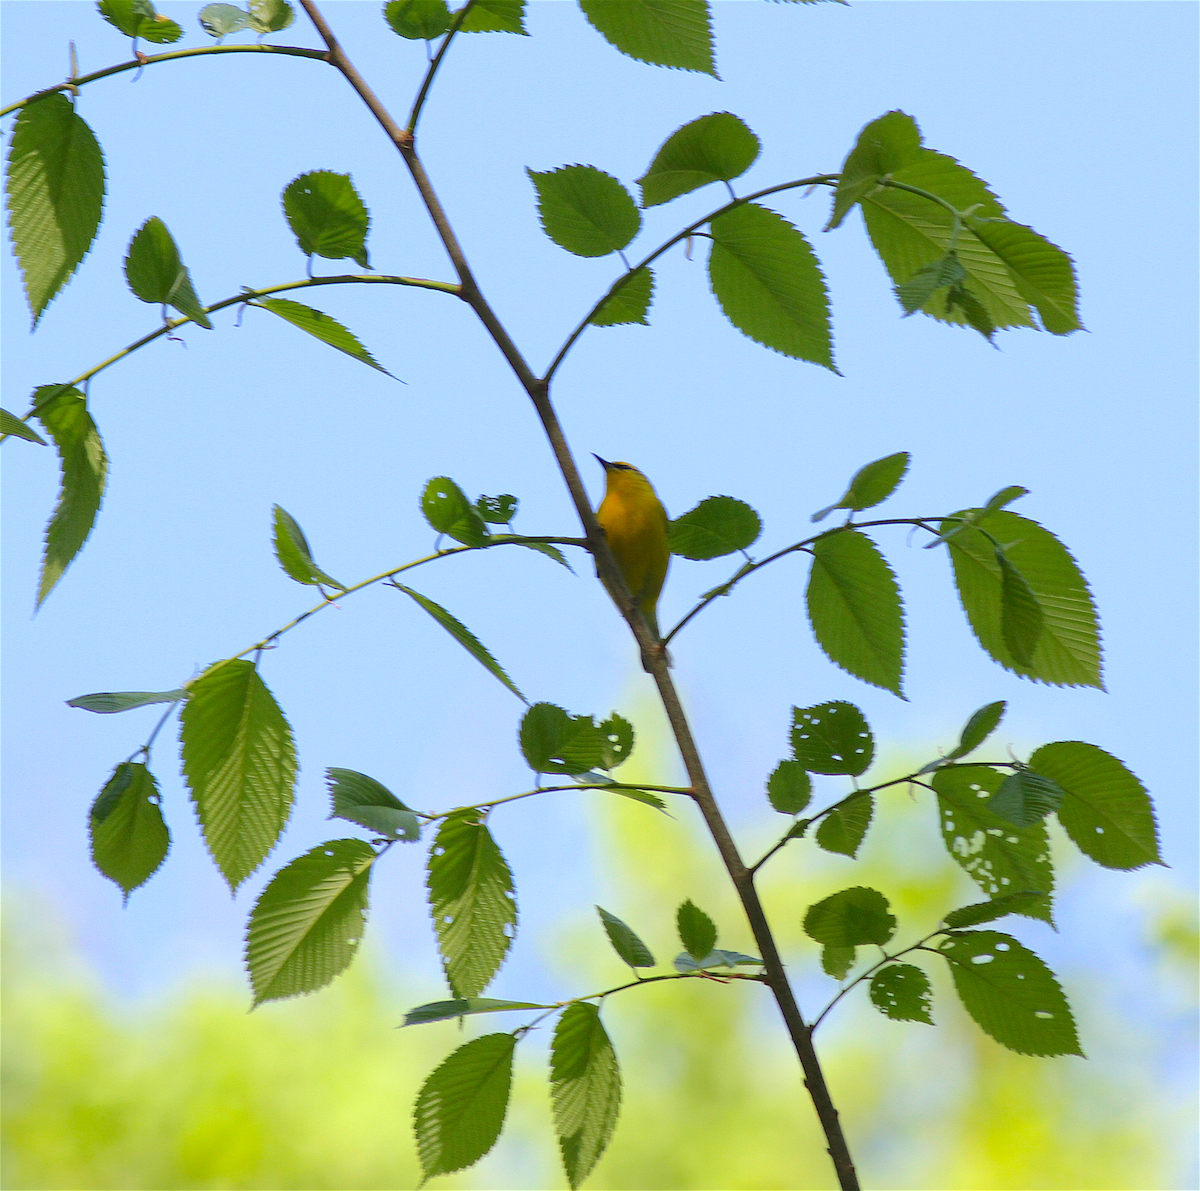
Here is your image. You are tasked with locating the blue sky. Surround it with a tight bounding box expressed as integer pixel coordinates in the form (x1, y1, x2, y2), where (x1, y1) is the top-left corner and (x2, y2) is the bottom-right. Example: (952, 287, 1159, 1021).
(2, 0, 1195, 1085)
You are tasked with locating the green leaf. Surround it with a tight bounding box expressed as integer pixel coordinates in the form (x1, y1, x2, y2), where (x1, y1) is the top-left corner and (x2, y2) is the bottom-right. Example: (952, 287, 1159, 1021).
(246, 0, 293, 33)
(932, 766, 1053, 924)
(673, 949, 762, 972)
(245, 839, 375, 1006)
(98, 0, 183, 41)
(996, 547, 1043, 665)
(326, 767, 420, 842)
(590, 267, 654, 327)
(1029, 741, 1162, 870)
(459, 0, 527, 34)
(122, 217, 214, 328)
(493, 536, 572, 569)
(637, 112, 759, 207)
(895, 251, 967, 316)
(5, 93, 106, 326)
(257, 299, 392, 375)
(475, 494, 517, 524)
(1, 408, 47, 443)
(943, 281, 997, 343)
(938, 931, 1082, 1057)
(403, 998, 547, 1026)
(815, 795, 873, 857)
(385, 0, 452, 37)
(826, 110, 924, 231)
(199, 3, 251, 37)
(942, 890, 1046, 930)
(942, 509, 1102, 688)
(869, 963, 933, 1024)
(597, 713, 634, 770)
(667, 495, 761, 559)
(708, 202, 835, 369)
(32, 385, 108, 608)
(804, 886, 895, 947)
(578, 0, 714, 75)
(946, 700, 1006, 760)
(676, 899, 717, 960)
(89, 762, 170, 899)
(528, 165, 640, 258)
(67, 689, 187, 714)
(414, 1033, 516, 1179)
(519, 703, 605, 774)
(806, 530, 905, 696)
(821, 944, 856, 980)
(282, 171, 370, 268)
(596, 906, 655, 968)
(766, 759, 811, 814)
(983, 485, 1029, 514)
(395, 585, 524, 700)
(272, 505, 346, 590)
(791, 700, 873, 776)
(812, 451, 910, 522)
(609, 788, 667, 811)
(179, 659, 296, 892)
(987, 769, 1064, 828)
(420, 476, 489, 546)
(427, 814, 517, 998)
(551, 1003, 622, 1189)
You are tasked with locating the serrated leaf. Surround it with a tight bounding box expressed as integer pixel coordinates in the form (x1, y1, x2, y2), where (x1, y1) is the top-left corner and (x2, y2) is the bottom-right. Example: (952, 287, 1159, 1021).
(943, 509, 1102, 688)
(421, 476, 489, 546)
(806, 530, 905, 695)
(708, 202, 835, 369)
(89, 762, 170, 899)
(459, 0, 527, 34)
(528, 165, 640, 257)
(519, 703, 605, 774)
(578, 0, 714, 75)
(198, 3, 250, 37)
(403, 998, 547, 1026)
(384, 0, 452, 38)
(590, 267, 654, 327)
(942, 890, 1045, 930)
(821, 944, 856, 980)
(983, 485, 1029, 514)
(326, 767, 419, 842)
(988, 769, 1063, 828)
(98, 0, 183, 41)
(637, 112, 759, 207)
(826, 110, 924, 231)
(596, 906, 655, 968)
(766, 759, 811, 814)
(791, 700, 873, 776)
(946, 700, 1006, 760)
(179, 659, 296, 892)
(672, 949, 761, 972)
(32, 385, 107, 608)
(257, 298, 391, 375)
(282, 171, 370, 268)
(815, 795, 873, 857)
(427, 814, 517, 998)
(932, 765, 1053, 924)
(475, 494, 517, 524)
(123, 217, 213, 327)
(247, 0, 293, 33)
(869, 963, 933, 1023)
(414, 1033, 516, 1179)
(1029, 741, 1161, 870)
(395, 585, 524, 700)
(1, 408, 47, 443)
(610, 788, 666, 811)
(804, 886, 895, 947)
(836, 451, 911, 514)
(944, 282, 997, 343)
(996, 547, 1043, 665)
(67, 689, 187, 714)
(272, 505, 346, 589)
(667, 495, 761, 559)
(597, 713, 634, 770)
(494, 537, 572, 569)
(552, 1003, 621, 1189)
(938, 931, 1082, 1056)
(895, 251, 966, 315)
(676, 899, 717, 960)
(245, 839, 375, 1006)
(6, 94, 106, 326)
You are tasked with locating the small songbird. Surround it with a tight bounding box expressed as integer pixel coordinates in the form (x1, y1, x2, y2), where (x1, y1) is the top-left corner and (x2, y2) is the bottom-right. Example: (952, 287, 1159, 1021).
(594, 456, 670, 666)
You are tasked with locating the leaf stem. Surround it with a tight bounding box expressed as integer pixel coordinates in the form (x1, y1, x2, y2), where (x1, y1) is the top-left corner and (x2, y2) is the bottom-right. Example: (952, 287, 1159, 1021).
(406, 0, 477, 133)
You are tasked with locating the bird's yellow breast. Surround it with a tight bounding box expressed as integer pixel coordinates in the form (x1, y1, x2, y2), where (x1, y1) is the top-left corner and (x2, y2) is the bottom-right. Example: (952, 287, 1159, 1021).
(596, 464, 669, 617)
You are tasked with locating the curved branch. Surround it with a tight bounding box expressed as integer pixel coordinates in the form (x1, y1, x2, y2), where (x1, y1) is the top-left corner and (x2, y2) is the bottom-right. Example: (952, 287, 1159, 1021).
(406, 0, 478, 134)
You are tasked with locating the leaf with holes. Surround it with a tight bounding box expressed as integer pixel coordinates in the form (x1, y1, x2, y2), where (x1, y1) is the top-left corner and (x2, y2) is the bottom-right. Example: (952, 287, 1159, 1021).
(590, 267, 654, 327)
(414, 1033, 516, 1179)
(932, 765, 1053, 924)
(637, 112, 759, 207)
(939, 931, 1082, 1056)
(272, 505, 345, 590)
(791, 701, 873, 775)
(596, 906, 655, 968)
(123, 217, 213, 327)
(421, 476, 489, 546)
(89, 762, 170, 900)
(578, 0, 714, 75)
(475, 494, 517, 525)
(815, 795, 874, 857)
(552, 1003, 622, 1189)
(245, 839, 375, 1006)
(676, 899, 717, 960)
(804, 886, 895, 947)
(180, 659, 296, 892)
(767, 759, 811, 814)
(282, 171, 370, 268)
(1030, 741, 1162, 870)
(668, 496, 761, 559)
(257, 299, 391, 375)
(529, 166, 640, 257)
(519, 703, 605, 774)
(326, 767, 419, 842)
(428, 814, 517, 998)
(988, 769, 1063, 828)
(869, 963, 932, 1023)
(597, 713, 634, 770)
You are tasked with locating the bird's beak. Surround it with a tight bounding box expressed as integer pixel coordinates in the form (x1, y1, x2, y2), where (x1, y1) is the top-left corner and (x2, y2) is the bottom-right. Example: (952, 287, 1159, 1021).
(593, 453, 611, 470)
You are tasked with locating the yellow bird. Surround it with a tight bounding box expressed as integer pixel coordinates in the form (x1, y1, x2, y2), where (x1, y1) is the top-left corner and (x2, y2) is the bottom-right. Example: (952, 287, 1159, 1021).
(594, 456, 670, 656)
